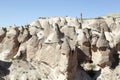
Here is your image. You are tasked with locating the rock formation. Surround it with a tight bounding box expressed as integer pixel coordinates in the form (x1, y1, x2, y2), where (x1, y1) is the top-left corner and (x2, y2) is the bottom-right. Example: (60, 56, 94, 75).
(0, 13, 120, 80)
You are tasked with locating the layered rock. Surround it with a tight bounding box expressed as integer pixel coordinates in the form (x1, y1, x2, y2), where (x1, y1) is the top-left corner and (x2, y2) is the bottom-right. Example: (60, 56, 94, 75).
(0, 14, 120, 80)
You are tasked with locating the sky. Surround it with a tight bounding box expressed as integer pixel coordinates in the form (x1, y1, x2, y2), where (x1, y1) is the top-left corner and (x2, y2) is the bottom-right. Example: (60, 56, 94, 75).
(0, 0, 120, 27)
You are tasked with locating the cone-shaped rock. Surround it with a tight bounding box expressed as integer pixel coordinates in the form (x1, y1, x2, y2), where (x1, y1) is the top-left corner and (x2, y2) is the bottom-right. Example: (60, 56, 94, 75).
(83, 28, 92, 40)
(92, 29, 112, 67)
(18, 27, 31, 43)
(77, 30, 90, 47)
(44, 23, 63, 43)
(77, 30, 91, 57)
(96, 28, 109, 49)
(0, 27, 19, 61)
(60, 37, 71, 55)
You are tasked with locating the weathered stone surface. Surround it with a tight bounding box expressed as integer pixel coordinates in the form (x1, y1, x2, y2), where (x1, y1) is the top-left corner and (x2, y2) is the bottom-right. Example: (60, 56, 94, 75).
(0, 28, 6, 43)
(0, 14, 120, 80)
(0, 27, 19, 61)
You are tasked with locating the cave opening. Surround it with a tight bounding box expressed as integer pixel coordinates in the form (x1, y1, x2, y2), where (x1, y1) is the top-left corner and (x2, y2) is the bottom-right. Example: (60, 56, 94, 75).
(86, 70, 96, 78)
(86, 70, 101, 79)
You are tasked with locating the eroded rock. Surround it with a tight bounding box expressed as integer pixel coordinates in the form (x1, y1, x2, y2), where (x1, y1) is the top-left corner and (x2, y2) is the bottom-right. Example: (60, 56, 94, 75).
(0, 14, 120, 80)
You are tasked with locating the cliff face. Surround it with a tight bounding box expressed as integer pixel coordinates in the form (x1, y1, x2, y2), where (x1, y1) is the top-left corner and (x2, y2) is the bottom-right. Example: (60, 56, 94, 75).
(0, 14, 120, 80)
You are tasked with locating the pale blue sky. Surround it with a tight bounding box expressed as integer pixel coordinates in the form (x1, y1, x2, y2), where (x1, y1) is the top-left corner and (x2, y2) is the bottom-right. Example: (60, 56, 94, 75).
(0, 0, 120, 27)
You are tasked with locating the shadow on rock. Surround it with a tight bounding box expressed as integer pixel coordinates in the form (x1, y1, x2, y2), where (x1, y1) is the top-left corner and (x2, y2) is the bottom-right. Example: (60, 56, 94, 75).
(110, 48, 119, 69)
(86, 69, 101, 80)
(0, 60, 12, 79)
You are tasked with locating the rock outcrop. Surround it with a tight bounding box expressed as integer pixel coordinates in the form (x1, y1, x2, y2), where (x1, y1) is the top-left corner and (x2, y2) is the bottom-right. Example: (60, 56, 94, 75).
(0, 14, 120, 80)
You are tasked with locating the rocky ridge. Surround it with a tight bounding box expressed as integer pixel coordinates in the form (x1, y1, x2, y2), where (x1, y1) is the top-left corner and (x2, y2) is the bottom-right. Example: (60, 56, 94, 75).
(0, 14, 120, 80)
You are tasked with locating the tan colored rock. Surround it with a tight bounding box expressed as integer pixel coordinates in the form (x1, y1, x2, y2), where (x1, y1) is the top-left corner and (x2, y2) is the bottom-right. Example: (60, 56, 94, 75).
(90, 19, 110, 32)
(30, 20, 41, 28)
(0, 27, 19, 61)
(0, 28, 6, 43)
(29, 26, 40, 35)
(83, 28, 92, 39)
(42, 20, 51, 38)
(59, 17, 67, 27)
(92, 29, 112, 67)
(14, 42, 27, 59)
(37, 30, 44, 40)
(77, 29, 91, 57)
(26, 34, 39, 62)
(96, 29, 109, 48)
(18, 27, 31, 43)
(44, 23, 63, 44)
(0, 14, 120, 80)
(91, 34, 99, 52)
